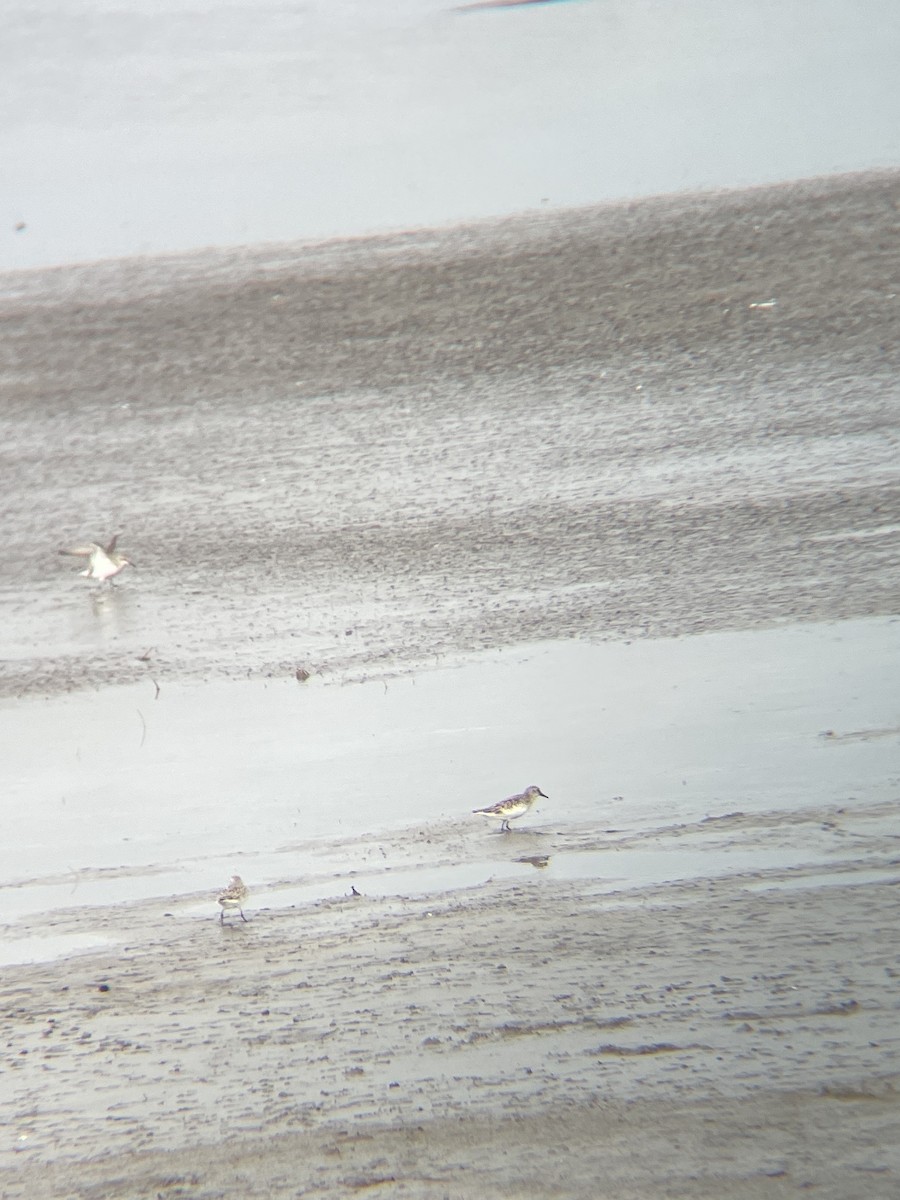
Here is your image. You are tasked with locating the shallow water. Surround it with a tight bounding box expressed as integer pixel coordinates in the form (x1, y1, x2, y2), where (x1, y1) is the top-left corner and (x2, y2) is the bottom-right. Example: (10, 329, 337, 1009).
(3, 0, 898, 268)
(2, 615, 897, 942)
(246, 840, 900, 911)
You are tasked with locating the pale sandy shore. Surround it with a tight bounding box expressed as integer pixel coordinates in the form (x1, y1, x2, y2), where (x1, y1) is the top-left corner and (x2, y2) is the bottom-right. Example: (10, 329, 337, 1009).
(1, 173, 899, 1196)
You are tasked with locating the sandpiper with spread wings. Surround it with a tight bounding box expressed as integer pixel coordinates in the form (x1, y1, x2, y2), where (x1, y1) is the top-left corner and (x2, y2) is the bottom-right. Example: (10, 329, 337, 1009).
(217, 875, 249, 924)
(58, 533, 133, 584)
(473, 785, 548, 832)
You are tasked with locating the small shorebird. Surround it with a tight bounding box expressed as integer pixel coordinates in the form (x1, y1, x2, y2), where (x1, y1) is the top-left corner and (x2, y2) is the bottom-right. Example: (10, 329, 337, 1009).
(58, 534, 132, 584)
(217, 875, 249, 924)
(473, 785, 548, 832)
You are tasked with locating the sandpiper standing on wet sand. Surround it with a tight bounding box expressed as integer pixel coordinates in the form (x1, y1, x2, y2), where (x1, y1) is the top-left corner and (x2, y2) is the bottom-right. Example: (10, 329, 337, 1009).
(217, 875, 249, 924)
(58, 534, 132, 584)
(473, 785, 548, 832)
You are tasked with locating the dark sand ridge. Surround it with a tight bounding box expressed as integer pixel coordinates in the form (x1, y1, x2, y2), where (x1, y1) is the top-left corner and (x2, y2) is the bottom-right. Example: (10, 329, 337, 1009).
(1, 173, 899, 1196)
(0, 170, 898, 696)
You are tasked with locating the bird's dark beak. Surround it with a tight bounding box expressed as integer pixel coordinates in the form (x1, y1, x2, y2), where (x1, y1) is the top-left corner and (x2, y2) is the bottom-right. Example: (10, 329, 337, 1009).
(539, 789, 548, 798)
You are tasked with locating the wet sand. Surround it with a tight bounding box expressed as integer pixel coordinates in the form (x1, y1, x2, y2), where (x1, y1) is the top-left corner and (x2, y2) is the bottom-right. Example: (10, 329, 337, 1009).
(2, 172, 900, 1196)
(4, 834, 900, 1199)
(2, 170, 899, 696)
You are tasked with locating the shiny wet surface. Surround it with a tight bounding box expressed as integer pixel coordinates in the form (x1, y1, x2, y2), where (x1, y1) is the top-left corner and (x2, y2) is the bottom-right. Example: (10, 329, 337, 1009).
(3, 0, 898, 269)
(1, 616, 898, 950)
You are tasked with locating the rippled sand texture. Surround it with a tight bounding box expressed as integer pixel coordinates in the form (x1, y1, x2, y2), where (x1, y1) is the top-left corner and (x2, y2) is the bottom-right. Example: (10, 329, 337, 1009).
(3, 842, 900, 1198)
(1, 172, 899, 697)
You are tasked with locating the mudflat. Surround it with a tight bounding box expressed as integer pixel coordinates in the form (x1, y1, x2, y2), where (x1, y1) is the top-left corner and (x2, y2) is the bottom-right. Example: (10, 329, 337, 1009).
(3, 830, 899, 1199)
(1, 170, 898, 694)
(1, 172, 899, 1197)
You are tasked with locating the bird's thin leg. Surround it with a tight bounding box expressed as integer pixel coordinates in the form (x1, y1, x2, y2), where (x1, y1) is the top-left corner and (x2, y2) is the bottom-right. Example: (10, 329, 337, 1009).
(240, 907, 247, 922)
(220, 909, 225, 925)
(501, 819, 510, 833)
